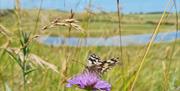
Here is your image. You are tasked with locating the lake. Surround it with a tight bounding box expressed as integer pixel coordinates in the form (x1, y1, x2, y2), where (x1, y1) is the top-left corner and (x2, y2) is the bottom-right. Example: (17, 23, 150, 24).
(37, 31, 180, 47)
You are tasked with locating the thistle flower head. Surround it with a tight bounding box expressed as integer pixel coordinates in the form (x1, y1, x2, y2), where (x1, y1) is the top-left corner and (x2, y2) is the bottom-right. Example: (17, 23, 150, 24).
(66, 70, 111, 91)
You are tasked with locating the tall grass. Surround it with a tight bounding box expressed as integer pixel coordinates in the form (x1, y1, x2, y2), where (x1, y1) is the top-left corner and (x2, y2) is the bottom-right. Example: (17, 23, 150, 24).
(0, 0, 179, 91)
(33, 0, 43, 34)
(130, 0, 174, 90)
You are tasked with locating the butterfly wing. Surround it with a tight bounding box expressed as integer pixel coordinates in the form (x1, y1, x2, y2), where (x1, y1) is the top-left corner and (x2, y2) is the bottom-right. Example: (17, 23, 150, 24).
(99, 57, 119, 73)
(87, 53, 119, 75)
(87, 53, 102, 67)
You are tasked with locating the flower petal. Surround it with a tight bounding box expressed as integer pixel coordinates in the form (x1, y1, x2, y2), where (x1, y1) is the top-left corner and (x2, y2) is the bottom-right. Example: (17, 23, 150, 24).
(67, 76, 86, 88)
(66, 83, 72, 87)
(94, 80, 111, 91)
(66, 71, 111, 91)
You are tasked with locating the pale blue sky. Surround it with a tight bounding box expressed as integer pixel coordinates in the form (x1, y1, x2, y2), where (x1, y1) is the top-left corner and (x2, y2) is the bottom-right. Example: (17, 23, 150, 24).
(0, 0, 179, 13)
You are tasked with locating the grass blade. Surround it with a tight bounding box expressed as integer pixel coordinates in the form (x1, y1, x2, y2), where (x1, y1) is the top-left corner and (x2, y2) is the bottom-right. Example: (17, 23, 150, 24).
(130, 0, 173, 90)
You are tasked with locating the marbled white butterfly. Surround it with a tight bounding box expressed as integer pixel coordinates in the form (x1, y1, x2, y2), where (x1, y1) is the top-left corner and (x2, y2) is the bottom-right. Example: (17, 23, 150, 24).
(86, 53, 119, 76)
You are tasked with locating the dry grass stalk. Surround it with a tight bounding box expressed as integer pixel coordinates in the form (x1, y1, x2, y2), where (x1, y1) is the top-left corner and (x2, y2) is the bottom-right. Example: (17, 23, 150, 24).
(6, 47, 21, 55)
(0, 40, 10, 49)
(5, 47, 59, 73)
(0, 24, 12, 37)
(29, 53, 59, 73)
(42, 17, 84, 31)
(130, 0, 173, 90)
(60, 59, 68, 84)
(15, 0, 21, 11)
(162, 61, 170, 90)
(0, 40, 10, 59)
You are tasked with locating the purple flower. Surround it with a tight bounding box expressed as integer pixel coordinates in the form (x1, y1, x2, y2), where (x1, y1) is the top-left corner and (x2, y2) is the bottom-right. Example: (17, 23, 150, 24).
(66, 71, 111, 91)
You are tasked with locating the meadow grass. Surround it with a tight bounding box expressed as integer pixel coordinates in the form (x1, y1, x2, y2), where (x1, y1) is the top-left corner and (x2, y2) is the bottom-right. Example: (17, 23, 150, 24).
(0, 10, 178, 37)
(0, 40, 180, 91)
(0, 0, 180, 91)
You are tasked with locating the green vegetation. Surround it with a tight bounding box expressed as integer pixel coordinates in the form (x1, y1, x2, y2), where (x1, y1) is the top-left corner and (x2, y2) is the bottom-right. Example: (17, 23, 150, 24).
(0, 39, 180, 91)
(0, 9, 180, 91)
(0, 10, 179, 37)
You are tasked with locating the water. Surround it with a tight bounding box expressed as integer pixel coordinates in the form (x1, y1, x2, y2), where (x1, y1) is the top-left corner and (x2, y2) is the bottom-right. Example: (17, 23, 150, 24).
(37, 31, 180, 47)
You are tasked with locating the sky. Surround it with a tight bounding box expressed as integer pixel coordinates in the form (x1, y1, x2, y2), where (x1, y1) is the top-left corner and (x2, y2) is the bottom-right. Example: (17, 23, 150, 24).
(0, 0, 179, 13)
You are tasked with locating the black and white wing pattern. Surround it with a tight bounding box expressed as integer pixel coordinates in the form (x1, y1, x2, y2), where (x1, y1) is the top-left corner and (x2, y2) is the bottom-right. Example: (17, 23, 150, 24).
(86, 53, 119, 75)
(98, 57, 119, 73)
(87, 53, 102, 67)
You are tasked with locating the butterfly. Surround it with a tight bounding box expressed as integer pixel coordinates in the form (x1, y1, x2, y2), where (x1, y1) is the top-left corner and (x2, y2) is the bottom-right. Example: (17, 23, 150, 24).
(85, 53, 119, 76)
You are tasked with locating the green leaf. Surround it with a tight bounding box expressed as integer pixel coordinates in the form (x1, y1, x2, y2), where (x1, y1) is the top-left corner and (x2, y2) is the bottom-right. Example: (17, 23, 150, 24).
(5, 49, 23, 69)
(25, 68, 37, 76)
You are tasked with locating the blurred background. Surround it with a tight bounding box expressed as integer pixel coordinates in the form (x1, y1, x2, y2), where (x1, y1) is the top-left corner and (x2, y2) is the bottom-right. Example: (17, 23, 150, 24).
(0, 0, 180, 91)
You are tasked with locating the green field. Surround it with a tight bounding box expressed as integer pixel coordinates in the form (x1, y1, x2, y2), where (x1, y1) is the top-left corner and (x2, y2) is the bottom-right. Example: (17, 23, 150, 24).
(0, 10, 179, 37)
(0, 10, 180, 91)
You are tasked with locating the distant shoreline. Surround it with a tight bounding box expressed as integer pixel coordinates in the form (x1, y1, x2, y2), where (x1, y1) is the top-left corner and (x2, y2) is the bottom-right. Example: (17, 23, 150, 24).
(0, 9, 178, 15)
